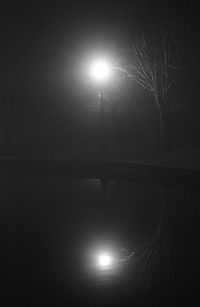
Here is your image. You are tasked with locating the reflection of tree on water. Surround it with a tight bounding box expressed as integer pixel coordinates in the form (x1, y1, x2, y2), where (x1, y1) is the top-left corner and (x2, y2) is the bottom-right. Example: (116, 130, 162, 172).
(135, 187, 172, 284)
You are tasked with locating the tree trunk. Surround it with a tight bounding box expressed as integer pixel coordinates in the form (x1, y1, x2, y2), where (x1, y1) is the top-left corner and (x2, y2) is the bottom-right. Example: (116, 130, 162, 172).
(160, 110, 170, 151)
(155, 95, 171, 151)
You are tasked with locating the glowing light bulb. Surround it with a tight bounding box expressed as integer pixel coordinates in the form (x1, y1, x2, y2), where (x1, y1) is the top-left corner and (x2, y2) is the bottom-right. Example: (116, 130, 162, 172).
(89, 59, 111, 82)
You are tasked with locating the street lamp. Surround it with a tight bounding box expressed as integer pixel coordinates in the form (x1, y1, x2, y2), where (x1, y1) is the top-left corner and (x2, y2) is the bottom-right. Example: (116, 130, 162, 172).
(88, 58, 132, 158)
(88, 58, 112, 158)
(89, 58, 132, 82)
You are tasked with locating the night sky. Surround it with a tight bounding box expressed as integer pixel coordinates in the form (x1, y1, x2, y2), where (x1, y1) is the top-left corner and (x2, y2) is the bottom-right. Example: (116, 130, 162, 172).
(2, 1, 200, 152)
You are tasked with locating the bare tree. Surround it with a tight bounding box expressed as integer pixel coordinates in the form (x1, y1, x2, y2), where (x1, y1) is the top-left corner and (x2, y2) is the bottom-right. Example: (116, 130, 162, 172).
(121, 25, 182, 151)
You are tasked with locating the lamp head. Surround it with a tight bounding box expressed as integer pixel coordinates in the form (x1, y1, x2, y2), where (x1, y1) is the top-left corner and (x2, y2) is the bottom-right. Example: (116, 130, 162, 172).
(89, 59, 111, 82)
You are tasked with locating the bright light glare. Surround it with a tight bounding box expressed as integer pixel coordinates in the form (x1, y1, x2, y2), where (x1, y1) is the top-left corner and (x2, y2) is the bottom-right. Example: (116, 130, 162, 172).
(83, 239, 133, 279)
(89, 59, 111, 82)
(96, 252, 114, 269)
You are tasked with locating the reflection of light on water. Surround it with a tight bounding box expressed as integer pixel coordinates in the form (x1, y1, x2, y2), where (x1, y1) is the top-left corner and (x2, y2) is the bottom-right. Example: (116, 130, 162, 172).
(91, 248, 119, 276)
(82, 239, 135, 283)
(96, 251, 114, 269)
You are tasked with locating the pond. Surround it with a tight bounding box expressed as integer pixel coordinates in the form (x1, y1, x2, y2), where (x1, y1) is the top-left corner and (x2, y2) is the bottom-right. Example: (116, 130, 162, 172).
(3, 174, 200, 305)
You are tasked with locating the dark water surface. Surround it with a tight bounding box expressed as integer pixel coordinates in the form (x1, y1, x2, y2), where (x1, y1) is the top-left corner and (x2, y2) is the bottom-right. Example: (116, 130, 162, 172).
(3, 174, 200, 306)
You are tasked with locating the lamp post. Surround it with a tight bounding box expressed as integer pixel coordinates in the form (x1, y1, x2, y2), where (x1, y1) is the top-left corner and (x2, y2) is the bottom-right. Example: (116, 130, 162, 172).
(89, 59, 111, 158)
(98, 90, 108, 158)
(88, 58, 131, 158)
